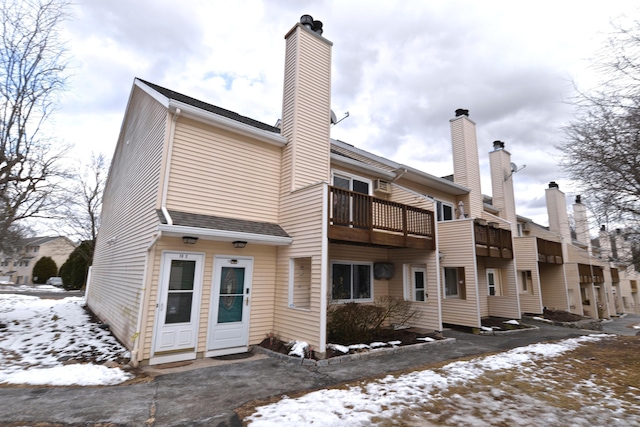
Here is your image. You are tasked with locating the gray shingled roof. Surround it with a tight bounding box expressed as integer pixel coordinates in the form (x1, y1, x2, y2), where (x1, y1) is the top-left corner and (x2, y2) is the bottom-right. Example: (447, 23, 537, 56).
(158, 210, 290, 238)
(138, 79, 281, 134)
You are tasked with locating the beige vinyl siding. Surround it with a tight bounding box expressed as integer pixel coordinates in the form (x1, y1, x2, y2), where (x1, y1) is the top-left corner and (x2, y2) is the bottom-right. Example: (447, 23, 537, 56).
(166, 118, 281, 223)
(88, 87, 167, 352)
(280, 26, 331, 192)
(562, 263, 582, 314)
(481, 258, 521, 319)
(140, 237, 278, 361)
(539, 263, 569, 311)
(450, 116, 483, 219)
(514, 236, 544, 315)
(438, 219, 481, 328)
(273, 184, 325, 349)
(388, 249, 441, 331)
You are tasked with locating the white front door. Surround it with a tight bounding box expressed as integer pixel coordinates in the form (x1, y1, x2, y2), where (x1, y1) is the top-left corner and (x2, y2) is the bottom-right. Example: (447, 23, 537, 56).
(152, 252, 204, 363)
(206, 256, 253, 357)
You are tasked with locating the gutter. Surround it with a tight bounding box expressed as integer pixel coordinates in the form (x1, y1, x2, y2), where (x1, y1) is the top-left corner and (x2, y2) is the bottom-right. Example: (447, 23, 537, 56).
(168, 101, 287, 147)
(157, 224, 292, 246)
(130, 231, 162, 367)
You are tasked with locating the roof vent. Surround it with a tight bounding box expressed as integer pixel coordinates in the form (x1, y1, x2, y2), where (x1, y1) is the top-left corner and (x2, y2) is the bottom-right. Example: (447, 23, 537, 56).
(548, 181, 559, 189)
(455, 109, 469, 117)
(300, 15, 323, 35)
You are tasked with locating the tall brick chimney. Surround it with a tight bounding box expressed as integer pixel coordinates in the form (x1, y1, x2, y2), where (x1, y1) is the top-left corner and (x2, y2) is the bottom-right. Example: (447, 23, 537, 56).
(280, 15, 333, 192)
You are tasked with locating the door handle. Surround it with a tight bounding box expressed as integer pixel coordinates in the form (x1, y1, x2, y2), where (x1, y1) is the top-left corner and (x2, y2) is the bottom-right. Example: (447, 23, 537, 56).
(245, 297, 249, 306)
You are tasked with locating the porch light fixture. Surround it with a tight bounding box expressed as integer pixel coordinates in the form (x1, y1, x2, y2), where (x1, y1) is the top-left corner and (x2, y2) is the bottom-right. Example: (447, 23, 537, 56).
(182, 236, 198, 244)
(233, 241, 247, 249)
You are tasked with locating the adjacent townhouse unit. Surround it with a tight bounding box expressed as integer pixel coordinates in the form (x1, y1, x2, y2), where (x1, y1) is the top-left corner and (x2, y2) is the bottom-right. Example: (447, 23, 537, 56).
(88, 15, 637, 367)
(0, 236, 76, 285)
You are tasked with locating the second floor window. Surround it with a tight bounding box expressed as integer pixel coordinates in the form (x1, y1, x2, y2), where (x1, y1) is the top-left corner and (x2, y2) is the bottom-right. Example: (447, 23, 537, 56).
(333, 173, 370, 195)
(436, 201, 454, 222)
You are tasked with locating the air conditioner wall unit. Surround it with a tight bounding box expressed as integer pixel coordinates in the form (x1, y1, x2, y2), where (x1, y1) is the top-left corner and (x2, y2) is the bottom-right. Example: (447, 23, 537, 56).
(374, 179, 391, 194)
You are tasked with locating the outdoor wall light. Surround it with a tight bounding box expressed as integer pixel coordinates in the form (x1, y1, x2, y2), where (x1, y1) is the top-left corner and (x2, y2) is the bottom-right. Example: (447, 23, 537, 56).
(233, 241, 247, 249)
(182, 236, 199, 244)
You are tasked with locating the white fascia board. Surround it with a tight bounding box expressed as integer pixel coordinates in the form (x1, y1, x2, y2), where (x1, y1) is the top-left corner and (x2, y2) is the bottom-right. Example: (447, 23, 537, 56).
(330, 138, 469, 196)
(330, 153, 396, 180)
(168, 100, 287, 147)
(158, 224, 293, 246)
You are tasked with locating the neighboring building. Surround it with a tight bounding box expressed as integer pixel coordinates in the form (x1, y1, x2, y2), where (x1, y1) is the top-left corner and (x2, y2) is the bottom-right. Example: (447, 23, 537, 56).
(87, 15, 636, 368)
(0, 236, 76, 284)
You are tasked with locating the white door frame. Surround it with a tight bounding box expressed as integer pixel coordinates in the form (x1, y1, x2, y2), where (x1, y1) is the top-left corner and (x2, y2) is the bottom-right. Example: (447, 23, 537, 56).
(206, 255, 253, 357)
(150, 251, 204, 365)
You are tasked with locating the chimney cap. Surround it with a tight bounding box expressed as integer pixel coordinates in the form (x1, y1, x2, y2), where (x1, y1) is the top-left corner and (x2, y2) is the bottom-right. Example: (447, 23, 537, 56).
(548, 181, 559, 189)
(575, 195, 582, 204)
(455, 109, 469, 117)
(493, 140, 505, 150)
(300, 15, 314, 27)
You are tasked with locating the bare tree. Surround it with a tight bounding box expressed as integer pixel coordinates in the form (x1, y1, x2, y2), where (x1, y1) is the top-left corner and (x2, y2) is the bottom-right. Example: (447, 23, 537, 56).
(0, 0, 71, 252)
(59, 152, 108, 261)
(560, 15, 640, 250)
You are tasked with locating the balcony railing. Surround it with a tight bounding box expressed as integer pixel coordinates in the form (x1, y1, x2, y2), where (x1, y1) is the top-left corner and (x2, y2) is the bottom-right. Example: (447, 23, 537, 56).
(328, 186, 435, 249)
(474, 221, 513, 259)
(537, 238, 563, 264)
(611, 268, 620, 283)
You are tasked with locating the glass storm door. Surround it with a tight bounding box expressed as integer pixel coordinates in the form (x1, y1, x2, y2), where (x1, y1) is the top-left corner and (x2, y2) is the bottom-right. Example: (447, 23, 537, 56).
(207, 256, 253, 355)
(154, 252, 203, 355)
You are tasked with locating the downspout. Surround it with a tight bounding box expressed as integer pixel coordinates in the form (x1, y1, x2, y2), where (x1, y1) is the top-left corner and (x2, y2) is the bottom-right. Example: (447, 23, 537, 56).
(161, 108, 181, 225)
(319, 182, 329, 354)
(130, 231, 162, 366)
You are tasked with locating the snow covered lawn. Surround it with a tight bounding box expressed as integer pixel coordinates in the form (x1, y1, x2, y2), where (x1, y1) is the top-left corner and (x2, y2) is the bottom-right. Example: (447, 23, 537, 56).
(0, 294, 132, 386)
(245, 334, 640, 426)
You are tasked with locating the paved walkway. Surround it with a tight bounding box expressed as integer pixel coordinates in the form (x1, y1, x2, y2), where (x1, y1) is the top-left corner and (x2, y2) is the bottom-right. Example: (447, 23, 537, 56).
(1, 315, 638, 427)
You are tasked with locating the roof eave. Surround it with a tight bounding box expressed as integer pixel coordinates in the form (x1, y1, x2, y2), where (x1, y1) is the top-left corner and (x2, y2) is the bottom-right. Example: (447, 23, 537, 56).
(168, 100, 287, 147)
(157, 224, 293, 246)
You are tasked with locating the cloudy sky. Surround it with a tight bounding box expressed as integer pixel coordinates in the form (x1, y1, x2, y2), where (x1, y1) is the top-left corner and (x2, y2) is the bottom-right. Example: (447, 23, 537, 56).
(55, 0, 639, 226)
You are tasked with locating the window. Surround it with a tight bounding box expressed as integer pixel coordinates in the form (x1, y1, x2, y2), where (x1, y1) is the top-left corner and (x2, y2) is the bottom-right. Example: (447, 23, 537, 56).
(332, 173, 370, 195)
(519, 270, 532, 293)
(443, 267, 465, 299)
(404, 265, 427, 302)
(331, 261, 372, 301)
(487, 268, 502, 296)
(436, 201, 454, 222)
(289, 257, 311, 309)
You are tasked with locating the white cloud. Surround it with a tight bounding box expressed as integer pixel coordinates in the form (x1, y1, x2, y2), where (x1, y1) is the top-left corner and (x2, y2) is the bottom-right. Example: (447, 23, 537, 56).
(54, 0, 639, 225)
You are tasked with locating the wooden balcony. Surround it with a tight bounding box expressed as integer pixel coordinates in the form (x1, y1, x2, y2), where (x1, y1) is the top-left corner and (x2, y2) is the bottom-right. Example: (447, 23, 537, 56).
(578, 263, 604, 283)
(328, 186, 435, 250)
(537, 238, 563, 264)
(611, 268, 620, 283)
(474, 221, 513, 259)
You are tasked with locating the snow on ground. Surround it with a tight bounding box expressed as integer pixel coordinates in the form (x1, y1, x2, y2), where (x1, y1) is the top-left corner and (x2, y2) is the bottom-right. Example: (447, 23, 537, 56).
(0, 294, 132, 386)
(0, 283, 66, 292)
(246, 334, 640, 426)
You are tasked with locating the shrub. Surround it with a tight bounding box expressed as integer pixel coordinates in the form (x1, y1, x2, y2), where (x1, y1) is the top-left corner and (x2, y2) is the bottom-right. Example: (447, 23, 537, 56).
(32, 256, 57, 284)
(59, 240, 94, 290)
(327, 296, 422, 344)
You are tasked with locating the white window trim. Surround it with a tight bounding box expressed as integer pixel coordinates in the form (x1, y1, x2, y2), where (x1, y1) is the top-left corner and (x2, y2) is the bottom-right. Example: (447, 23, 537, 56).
(330, 260, 374, 303)
(331, 170, 373, 195)
(436, 200, 455, 222)
(487, 268, 500, 296)
(288, 258, 311, 311)
(404, 264, 427, 302)
(443, 267, 461, 299)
